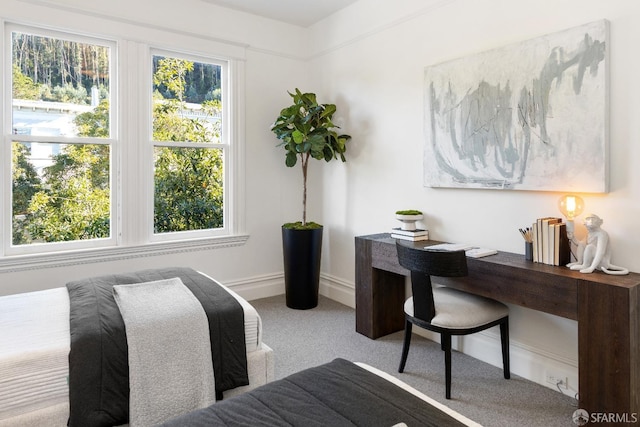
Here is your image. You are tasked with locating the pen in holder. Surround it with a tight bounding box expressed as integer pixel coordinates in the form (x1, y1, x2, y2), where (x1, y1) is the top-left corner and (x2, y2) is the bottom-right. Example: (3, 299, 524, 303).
(519, 227, 533, 261)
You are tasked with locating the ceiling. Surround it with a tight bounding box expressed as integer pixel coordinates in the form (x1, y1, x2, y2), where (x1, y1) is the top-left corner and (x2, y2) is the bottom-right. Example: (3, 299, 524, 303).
(200, 0, 359, 27)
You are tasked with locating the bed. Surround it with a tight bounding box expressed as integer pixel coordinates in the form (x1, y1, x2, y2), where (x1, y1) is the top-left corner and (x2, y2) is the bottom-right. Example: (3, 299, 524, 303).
(0, 269, 274, 427)
(160, 358, 481, 427)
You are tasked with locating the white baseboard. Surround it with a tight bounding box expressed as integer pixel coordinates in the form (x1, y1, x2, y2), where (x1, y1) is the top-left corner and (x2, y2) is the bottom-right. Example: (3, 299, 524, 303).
(456, 330, 578, 398)
(223, 273, 285, 301)
(225, 272, 355, 305)
(226, 273, 578, 398)
(319, 273, 355, 308)
(383, 317, 578, 398)
(318, 274, 579, 397)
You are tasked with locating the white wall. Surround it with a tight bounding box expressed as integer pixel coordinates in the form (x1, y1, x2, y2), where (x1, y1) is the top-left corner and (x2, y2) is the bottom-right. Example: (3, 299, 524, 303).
(0, 0, 309, 297)
(310, 0, 640, 394)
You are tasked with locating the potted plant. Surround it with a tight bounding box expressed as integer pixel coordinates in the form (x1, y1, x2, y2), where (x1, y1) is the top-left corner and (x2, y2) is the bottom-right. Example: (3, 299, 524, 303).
(271, 89, 351, 309)
(395, 209, 423, 231)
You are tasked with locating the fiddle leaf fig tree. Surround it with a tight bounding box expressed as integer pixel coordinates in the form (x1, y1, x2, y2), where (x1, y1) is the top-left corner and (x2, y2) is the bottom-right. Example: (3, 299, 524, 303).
(271, 89, 351, 228)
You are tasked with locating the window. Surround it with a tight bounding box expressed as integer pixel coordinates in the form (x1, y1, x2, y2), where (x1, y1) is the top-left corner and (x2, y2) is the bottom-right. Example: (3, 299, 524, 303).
(150, 52, 228, 239)
(2, 22, 244, 266)
(6, 26, 115, 254)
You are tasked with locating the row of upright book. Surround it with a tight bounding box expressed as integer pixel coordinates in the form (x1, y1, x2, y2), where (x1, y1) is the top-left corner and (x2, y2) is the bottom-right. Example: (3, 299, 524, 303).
(531, 217, 570, 266)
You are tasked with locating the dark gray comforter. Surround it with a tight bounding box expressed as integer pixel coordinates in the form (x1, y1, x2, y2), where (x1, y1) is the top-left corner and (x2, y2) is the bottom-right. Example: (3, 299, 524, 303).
(66, 267, 248, 427)
(160, 358, 469, 427)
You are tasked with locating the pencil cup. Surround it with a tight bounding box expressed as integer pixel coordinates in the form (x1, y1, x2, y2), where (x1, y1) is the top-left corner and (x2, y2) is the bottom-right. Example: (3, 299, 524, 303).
(525, 242, 533, 261)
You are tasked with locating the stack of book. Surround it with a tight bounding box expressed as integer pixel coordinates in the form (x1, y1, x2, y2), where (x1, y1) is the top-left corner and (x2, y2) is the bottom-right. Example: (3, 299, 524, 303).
(531, 217, 570, 266)
(391, 228, 429, 242)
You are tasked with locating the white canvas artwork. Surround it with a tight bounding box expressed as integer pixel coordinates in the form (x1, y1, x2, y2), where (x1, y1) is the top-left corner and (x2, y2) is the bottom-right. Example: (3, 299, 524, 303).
(423, 20, 608, 192)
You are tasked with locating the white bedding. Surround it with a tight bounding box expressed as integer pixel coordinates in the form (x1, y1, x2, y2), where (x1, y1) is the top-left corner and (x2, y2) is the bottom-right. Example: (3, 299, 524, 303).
(0, 288, 69, 421)
(0, 273, 263, 424)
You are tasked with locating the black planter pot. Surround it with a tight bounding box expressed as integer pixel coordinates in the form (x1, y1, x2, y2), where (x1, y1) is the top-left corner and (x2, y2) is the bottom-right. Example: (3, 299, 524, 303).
(282, 226, 323, 309)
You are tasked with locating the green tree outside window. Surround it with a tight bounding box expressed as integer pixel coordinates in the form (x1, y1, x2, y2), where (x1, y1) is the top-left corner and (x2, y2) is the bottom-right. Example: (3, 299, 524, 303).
(11, 40, 225, 245)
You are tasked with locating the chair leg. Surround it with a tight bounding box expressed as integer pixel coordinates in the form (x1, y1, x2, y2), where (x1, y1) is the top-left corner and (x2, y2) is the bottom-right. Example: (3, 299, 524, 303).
(398, 320, 412, 373)
(500, 319, 511, 379)
(441, 333, 452, 399)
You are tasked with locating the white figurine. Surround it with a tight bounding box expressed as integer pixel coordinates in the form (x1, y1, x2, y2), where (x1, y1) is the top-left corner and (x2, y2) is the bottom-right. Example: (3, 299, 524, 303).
(567, 214, 629, 275)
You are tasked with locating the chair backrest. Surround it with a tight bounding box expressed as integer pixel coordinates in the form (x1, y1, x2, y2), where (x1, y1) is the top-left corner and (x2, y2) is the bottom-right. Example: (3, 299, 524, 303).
(395, 242, 468, 322)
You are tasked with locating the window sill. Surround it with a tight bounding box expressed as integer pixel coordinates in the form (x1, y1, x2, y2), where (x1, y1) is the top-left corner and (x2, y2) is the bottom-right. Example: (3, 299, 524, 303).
(0, 234, 249, 274)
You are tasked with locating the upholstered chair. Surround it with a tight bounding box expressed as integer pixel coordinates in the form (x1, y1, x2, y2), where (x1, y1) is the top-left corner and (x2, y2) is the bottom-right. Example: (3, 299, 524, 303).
(395, 241, 510, 399)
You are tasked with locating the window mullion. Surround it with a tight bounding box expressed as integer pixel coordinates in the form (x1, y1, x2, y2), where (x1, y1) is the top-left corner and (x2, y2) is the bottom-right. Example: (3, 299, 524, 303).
(120, 40, 149, 246)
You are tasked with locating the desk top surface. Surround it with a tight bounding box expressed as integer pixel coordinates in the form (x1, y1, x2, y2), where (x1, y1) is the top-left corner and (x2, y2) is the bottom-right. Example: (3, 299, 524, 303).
(358, 233, 640, 289)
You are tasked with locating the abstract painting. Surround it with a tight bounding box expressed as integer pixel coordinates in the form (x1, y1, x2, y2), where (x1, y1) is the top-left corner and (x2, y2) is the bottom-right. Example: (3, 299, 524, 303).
(423, 20, 608, 192)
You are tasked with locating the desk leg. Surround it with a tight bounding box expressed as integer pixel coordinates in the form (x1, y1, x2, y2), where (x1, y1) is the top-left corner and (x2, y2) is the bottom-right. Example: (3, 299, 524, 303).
(578, 280, 639, 420)
(355, 237, 405, 339)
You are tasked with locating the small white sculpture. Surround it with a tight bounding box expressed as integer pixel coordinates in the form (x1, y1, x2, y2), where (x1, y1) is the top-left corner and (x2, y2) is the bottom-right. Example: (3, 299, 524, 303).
(567, 214, 629, 275)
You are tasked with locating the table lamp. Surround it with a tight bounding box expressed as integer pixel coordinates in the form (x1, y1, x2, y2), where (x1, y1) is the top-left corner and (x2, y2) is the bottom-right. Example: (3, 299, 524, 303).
(558, 194, 584, 236)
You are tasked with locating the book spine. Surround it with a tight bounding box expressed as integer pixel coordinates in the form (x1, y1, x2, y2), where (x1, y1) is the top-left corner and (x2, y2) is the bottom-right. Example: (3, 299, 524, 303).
(534, 217, 564, 265)
(532, 222, 539, 262)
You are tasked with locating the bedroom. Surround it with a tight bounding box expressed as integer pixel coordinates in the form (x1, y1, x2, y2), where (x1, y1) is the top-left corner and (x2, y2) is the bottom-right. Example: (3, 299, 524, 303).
(1, 0, 639, 425)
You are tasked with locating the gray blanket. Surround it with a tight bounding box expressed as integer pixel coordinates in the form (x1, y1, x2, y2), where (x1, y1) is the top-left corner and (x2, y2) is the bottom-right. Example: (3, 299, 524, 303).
(160, 358, 470, 427)
(113, 278, 216, 427)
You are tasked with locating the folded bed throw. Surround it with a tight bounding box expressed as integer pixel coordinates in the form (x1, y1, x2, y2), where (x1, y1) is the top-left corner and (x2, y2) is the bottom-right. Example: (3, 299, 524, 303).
(113, 278, 216, 427)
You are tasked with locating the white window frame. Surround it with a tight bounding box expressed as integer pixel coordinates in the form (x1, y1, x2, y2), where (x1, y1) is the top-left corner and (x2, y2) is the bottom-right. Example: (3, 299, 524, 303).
(2, 23, 118, 256)
(0, 21, 247, 273)
(147, 48, 232, 243)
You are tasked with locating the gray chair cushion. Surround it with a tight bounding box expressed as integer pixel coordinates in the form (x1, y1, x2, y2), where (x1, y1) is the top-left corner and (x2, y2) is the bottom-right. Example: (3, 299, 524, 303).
(404, 286, 508, 329)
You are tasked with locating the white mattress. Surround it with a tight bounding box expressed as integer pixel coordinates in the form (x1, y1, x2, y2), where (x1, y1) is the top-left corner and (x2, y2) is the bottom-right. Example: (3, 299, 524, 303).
(0, 274, 262, 422)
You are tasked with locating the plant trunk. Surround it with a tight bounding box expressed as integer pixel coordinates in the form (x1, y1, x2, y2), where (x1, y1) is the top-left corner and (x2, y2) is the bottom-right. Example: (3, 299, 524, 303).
(301, 153, 309, 225)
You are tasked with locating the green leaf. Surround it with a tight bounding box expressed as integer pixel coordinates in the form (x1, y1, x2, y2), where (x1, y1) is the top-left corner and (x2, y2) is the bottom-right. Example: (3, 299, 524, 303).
(284, 104, 299, 116)
(300, 92, 317, 107)
(323, 145, 334, 162)
(321, 104, 336, 118)
(292, 130, 304, 143)
(285, 152, 297, 167)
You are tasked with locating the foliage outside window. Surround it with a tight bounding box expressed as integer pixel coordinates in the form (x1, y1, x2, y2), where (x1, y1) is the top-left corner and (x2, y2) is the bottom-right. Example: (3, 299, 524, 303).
(151, 55, 226, 235)
(4, 25, 232, 258)
(9, 30, 112, 247)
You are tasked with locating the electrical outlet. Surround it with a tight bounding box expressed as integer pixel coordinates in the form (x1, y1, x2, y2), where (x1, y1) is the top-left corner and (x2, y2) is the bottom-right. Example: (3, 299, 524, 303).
(546, 373, 569, 389)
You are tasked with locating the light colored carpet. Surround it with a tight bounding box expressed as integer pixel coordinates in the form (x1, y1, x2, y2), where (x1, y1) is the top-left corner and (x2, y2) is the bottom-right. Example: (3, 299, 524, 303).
(251, 294, 577, 427)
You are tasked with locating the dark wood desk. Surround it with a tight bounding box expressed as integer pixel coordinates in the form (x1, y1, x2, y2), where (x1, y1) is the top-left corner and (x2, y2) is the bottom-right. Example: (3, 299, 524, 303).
(355, 233, 639, 420)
